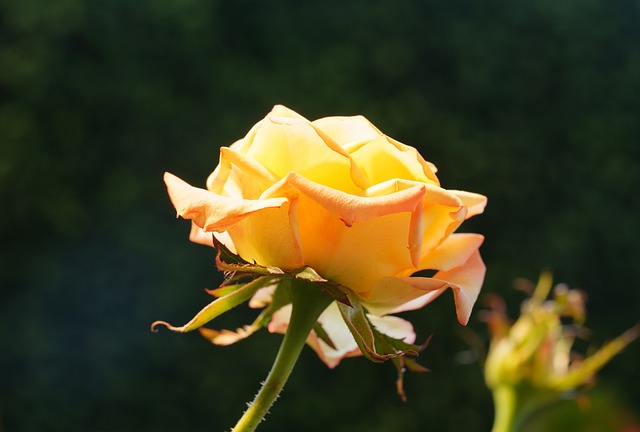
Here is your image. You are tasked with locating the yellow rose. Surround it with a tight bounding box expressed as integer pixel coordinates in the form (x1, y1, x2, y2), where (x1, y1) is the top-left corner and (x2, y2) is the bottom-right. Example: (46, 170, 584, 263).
(164, 105, 486, 366)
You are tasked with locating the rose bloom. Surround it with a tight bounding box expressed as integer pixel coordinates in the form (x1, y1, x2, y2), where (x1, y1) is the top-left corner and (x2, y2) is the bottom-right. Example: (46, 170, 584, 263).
(165, 105, 486, 367)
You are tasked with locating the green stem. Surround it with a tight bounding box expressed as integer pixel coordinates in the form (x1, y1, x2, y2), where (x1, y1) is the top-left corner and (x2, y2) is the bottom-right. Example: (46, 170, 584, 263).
(491, 386, 519, 432)
(231, 280, 333, 432)
(491, 385, 560, 432)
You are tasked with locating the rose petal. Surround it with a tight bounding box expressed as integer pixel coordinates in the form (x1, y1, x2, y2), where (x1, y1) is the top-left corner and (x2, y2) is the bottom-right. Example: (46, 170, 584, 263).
(451, 190, 488, 219)
(260, 172, 429, 292)
(312, 115, 382, 145)
(262, 171, 426, 227)
(420, 233, 485, 272)
(371, 250, 486, 325)
(241, 112, 364, 194)
(367, 314, 416, 345)
(363, 239, 485, 324)
(348, 135, 440, 186)
(206, 147, 279, 199)
(362, 277, 448, 316)
(164, 172, 287, 232)
(225, 198, 305, 269)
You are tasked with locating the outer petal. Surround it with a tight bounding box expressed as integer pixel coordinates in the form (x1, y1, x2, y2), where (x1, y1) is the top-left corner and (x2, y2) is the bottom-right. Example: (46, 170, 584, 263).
(368, 251, 486, 325)
(368, 314, 416, 345)
(164, 172, 287, 232)
(451, 190, 488, 219)
(420, 233, 485, 271)
(165, 172, 303, 269)
(225, 198, 304, 269)
(362, 277, 448, 316)
(188, 224, 237, 251)
(189, 223, 214, 247)
(364, 234, 485, 324)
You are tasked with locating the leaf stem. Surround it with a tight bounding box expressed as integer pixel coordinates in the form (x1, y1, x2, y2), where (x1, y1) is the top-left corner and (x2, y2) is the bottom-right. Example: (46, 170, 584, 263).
(231, 280, 332, 432)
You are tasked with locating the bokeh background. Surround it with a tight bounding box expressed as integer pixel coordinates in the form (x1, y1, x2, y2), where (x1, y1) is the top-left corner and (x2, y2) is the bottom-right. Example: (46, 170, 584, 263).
(2, 0, 639, 430)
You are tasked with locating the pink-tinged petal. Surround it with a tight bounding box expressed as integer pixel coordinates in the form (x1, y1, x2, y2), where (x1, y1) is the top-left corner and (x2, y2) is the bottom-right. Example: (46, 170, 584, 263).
(367, 314, 416, 345)
(432, 249, 486, 325)
(164, 172, 287, 232)
(348, 135, 440, 186)
(361, 277, 449, 316)
(420, 233, 485, 271)
(199, 325, 256, 346)
(189, 223, 214, 247)
(312, 115, 382, 145)
(248, 285, 276, 308)
(188, 225, 237, 250)
(451, 190, 488, 219)
(383, 250, 486, 325)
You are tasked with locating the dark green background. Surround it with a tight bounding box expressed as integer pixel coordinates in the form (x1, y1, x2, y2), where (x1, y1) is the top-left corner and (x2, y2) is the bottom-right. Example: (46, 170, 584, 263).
(2, 0, 639, 430)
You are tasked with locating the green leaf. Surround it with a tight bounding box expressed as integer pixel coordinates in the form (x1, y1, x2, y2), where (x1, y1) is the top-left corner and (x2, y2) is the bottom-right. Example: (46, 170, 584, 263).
(151, 276, 275, 333)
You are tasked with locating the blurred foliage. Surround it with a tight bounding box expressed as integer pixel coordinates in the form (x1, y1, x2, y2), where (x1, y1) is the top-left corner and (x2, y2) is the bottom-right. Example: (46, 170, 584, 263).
(1, 0, 639, 430)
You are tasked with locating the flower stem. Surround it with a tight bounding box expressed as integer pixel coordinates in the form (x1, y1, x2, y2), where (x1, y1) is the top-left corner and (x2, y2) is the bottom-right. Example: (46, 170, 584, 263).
(231, 280, 332, 432)
(491, 386, 519, 432)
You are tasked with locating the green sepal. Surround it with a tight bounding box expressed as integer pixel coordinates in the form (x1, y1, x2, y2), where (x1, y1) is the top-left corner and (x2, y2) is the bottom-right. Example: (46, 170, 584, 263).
(151, 275, 275, 333)
(384, 335, 432, 401)
(213, 235, 284, 284)
(337, 294, 416, 363)
(294, 267, 351, 307)
(199, 280, 294, 345)
(337, 293, 431, 399)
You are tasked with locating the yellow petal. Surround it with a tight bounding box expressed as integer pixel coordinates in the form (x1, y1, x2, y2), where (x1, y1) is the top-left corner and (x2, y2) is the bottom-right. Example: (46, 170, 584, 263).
(269, 104, 307, 119)
(225, 198, 305, 270)
(206, 147, 279, 199)
(261, 173, 428, 292)
(349, 135, 440, 186)
(262, 171, 426, 227)
(243, 113, 363, 194)
(312, 115, 382, 145)
(164, 172, 287, 232)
